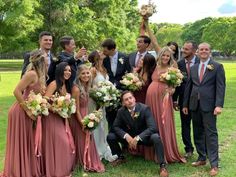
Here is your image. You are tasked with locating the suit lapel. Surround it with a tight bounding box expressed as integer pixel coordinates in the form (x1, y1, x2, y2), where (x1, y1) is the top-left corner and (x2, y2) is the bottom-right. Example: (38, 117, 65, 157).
(124, 108, 134, 126)
(116, 52, 122, 76)
(201, 59, 212, 84)
(104, 57, 112, 75)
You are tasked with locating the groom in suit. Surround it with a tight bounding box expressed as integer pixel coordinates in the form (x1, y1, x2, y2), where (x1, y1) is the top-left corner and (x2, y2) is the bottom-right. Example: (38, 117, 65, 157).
(183, 43, 226, 176)
(173, 41, 199, 158)
(21, 31, 59, 85)
(107, 91, 168, 177)
(102, 39, 131, 129)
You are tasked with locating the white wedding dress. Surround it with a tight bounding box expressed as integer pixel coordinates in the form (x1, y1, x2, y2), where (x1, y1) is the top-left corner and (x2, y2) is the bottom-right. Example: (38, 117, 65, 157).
(89, 71, 118, 162)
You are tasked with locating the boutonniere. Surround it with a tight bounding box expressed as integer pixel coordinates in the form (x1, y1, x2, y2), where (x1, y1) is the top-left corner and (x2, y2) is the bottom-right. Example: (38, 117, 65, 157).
(118, 58, 124, 64)
(52, 57, 59, 62)
(206, 64, 214, 71)
(133, 112, 140, 119)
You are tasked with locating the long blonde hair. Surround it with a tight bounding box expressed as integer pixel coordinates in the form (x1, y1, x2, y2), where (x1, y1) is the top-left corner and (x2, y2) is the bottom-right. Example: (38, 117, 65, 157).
(26, 50, 47, 89)
(75, 64, 92, 98)
(157, 46, 175, 67)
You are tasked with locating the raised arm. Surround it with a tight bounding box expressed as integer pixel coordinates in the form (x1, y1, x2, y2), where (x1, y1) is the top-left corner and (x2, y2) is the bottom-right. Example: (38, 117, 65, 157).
(144, 19, 162, 53)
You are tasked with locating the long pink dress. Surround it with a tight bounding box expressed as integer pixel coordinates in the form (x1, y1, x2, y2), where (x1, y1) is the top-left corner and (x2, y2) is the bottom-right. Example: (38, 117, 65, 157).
(70, 94, 105, 172)
(1, 83, 42, 177)
(145, 67, 186, 163)
(42, 104, 75, 176)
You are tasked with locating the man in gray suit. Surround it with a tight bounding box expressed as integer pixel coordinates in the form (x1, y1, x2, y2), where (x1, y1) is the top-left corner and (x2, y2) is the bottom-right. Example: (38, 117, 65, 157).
(183, 42, 226, 176)
(128, 35, 151, 69)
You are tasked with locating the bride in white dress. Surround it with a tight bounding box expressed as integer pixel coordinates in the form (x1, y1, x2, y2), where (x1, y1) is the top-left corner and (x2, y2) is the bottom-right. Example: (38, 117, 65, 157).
(88, 51, 117, 162)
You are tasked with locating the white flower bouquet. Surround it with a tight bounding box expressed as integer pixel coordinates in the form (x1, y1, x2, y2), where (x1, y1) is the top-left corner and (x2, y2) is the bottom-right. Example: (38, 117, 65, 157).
(160, 67, 184, 88)
(139, 1, 157, 19)
(89, 80, 121, 108)
(50, 92, 76, 118)
(25, 91, 49, 116)
(82, 109, 103, 131)
(120, 72, 143, 91)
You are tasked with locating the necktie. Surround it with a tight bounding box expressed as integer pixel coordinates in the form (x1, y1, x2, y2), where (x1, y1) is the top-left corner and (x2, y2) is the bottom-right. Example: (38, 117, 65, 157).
(136, 54, 142, 67)
(130, 109, 135, 118)
(199, 63, 205, 82)
(186, 61, 191, 75)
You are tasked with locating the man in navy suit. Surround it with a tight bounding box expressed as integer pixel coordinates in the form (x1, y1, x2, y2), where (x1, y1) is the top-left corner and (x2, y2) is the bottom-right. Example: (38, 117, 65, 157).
(58, 36, 86, 82)
(128, 35, 151, 69)
(107, 91, 168, 177)
(21, 31, 59, 85)
(183, 42, 226, 176)
(173, 41, 199, 158)
(102, 39, 131, 129)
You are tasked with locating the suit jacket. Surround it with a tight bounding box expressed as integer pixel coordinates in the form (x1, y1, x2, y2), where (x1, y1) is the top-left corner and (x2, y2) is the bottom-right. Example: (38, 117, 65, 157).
(183, 59, 226, 112)
(103, 51, 131, 89)
(57, 51, 82, 82)
(21, 51, 59, 85)
(173, 56, 200, 107)
(112, 103, 157, 140)
(128, 51, 149, 68)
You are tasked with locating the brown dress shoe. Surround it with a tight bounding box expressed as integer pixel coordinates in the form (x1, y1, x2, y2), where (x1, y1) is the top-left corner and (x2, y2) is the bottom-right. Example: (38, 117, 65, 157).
(191, 160, 206, 167)
(110, 158, 126, 167)
(209, 167, 218, 176)
(160, 167, 169, 177)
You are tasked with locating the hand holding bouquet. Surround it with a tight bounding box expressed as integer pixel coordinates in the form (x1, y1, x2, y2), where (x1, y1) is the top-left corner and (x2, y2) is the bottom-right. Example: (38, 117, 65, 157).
(50, 92, 76, 118)
(82, 109, 103, 131)
(120, 73, 143, 91)
(160, 67, 184, 88)
(89, 80, 121, 109)
(25, 90, 49, 118)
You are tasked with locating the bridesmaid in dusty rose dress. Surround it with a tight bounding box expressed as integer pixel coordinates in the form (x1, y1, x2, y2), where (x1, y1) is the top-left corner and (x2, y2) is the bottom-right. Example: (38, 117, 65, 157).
(70, 64, 105, 172)
(145, 47, 186, 163)
(1, 50, 47, 177)
(43, 62, 75, 177)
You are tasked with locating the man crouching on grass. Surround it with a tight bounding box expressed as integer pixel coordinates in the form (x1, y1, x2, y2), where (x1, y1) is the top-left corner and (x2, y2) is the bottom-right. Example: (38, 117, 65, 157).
(107, 91, 168, 177)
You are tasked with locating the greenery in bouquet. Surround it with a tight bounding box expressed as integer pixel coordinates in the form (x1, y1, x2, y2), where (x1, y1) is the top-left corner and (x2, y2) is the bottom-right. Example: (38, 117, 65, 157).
(82, 109, 103, 131)
(25, 90, 49, 116)
(89, 80, 121, 109)
(50, 92, 76, 118)
(120, 72, 143, 92)
(160, 67, 184, 88)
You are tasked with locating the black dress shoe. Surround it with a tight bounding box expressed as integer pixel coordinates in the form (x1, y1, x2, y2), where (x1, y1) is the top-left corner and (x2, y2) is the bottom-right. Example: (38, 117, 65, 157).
(110, 158, 127, 167)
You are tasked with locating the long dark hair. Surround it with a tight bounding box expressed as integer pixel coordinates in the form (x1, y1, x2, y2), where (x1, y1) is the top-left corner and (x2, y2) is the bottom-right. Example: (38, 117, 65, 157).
(167, 41, 179, 60)
(55, 62, 73, 94)
(141, 54, 156, 83)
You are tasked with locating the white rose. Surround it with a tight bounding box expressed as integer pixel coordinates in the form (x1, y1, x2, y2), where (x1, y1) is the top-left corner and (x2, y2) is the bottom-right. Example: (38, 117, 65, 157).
(89, 113, 95, 120)
(42, 109, 49, 116)
(88, 122, 94, 128)
(166, 74, 171, 80)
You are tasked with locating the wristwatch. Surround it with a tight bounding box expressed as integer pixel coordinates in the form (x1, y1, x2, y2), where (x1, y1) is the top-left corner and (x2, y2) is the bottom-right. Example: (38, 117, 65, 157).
(135, 136, 141, 142)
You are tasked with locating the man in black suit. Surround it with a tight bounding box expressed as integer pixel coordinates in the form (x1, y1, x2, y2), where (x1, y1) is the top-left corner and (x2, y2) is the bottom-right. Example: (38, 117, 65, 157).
(128, 35, 151, 69)
(107, 91, 168, 177)
(58, 36, 86, 82)
(173, 41, 199, 158)
(21, 31, 58, 85)
(102, 39, 131, 129)
(183, 42, 226, 176)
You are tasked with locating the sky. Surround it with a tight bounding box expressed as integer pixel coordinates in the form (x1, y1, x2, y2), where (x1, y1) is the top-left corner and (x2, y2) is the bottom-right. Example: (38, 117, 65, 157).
(138, 0, 236, 24)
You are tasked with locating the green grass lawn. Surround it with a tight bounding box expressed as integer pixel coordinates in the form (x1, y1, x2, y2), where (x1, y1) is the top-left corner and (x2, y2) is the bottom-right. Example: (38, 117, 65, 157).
(0, 61, 236, 177)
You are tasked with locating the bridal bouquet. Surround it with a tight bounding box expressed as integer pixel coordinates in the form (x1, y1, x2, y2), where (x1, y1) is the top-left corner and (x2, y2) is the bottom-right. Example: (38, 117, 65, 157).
(25, 91, 49, 116)
(139, 1, 157, 19)
(82, 109, 103, 131)
(120, 73, 143, 91)
(160, 67, 184, 88)
(50, 93, 76, 118)
(89, 80, 121, 108)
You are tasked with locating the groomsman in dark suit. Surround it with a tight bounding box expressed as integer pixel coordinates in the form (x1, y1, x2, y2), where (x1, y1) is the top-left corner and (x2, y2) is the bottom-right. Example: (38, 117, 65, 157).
(58, 36, 86, 82)
(107, 91, 168, 177)
(128, 35, 151, 69)
(102, 39, 131, 128)
(21, 31, 59, 85)
(173, 41, 199, 158)
(183, 43, 226, 176)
